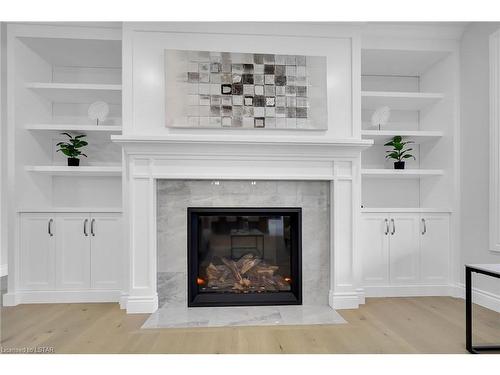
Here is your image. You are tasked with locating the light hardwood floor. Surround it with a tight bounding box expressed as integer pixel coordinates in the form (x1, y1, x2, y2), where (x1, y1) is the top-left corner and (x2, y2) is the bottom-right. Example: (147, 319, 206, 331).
(1, 297, 499, 354)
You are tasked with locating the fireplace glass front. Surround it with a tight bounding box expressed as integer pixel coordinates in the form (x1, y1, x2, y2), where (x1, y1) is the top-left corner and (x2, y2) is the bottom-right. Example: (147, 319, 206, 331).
(188, 207, 302, 307)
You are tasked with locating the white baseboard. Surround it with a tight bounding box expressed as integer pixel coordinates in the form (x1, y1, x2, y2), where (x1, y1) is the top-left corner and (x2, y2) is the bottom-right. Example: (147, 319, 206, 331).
(356, 288, 366, 305)
(119, 293, 128, 309)
(452, 283, 500, 313)
(0, 264, 7, 277)
(329, 290, 361, 309)
(125, 294, 158, 314)
(2, 290, 121, 306)
(362, 283, 500, 313)
(364, 284, 453, 298)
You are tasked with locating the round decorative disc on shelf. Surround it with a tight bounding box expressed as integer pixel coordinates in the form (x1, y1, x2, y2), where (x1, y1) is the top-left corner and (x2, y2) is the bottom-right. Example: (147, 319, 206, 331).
(371, 106, 391, 130)
(88, 101, 110, 125)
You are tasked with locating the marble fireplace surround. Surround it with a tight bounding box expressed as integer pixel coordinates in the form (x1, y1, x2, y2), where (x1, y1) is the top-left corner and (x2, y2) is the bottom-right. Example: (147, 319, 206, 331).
(157, 180, 329, 308)
(112, 134, 372, 313)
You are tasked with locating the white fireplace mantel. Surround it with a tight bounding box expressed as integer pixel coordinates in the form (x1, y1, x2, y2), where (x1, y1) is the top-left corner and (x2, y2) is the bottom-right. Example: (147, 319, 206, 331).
(112, 134, 372, 313)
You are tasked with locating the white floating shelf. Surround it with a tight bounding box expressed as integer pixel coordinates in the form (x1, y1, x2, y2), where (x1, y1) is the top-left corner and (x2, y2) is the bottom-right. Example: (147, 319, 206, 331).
(17, 207, 123, 213)
(361, 169, 444, 179)
(361, 91, 444, 111)
(26, 124, 122, 133)
(25, 165, 122, 177)
(25, 82, 122, 104)
(361, 130, 444, 144)
(361, 207, 452, 213)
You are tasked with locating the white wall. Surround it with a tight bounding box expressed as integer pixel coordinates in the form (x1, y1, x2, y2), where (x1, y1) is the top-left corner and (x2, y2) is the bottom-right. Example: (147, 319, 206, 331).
(123, 22, 359, 138)
(1, 22, 7, 276)
(460, 22, 500, 293)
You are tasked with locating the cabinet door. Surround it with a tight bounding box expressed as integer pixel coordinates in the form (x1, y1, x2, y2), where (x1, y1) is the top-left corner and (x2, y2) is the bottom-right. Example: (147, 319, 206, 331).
(420, 214, 450, 284)
(90, 213, 122, 289)
(55, 213, 91, 289)
(361, 214, 390, 285)
(19, 214, 56, 290)
(389, 213, 420, 284)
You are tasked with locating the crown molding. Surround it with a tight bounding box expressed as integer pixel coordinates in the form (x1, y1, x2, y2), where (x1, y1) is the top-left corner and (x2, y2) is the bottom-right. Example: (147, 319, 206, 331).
(361, 22, 468, 41)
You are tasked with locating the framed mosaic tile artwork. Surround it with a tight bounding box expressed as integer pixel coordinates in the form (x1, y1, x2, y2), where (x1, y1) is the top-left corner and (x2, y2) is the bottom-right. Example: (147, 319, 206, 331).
(164, 49, 328, 129)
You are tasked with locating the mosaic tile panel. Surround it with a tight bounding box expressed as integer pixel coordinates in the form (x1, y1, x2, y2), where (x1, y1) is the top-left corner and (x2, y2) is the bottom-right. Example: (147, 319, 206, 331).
(165, 49, 327, 130)
(182, 51, 311, 129)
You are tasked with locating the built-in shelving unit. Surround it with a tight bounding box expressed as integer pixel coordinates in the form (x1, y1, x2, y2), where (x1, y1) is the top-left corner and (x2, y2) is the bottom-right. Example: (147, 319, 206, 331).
(26, 124, 122, 133)
(16, 207, 123, 213)
(361, 207, 452, 213)
(361, 91, 443, 110)
(8, 24, 123, 213)
(25, 82, 122, 104)
(360, 46, 457, 212)
(25, 165, 122, 176)
(361, 168, 444, 178)
(361, 130, 444, 144)
(359, 44, 458, 297)
(17, 36, 122, 68)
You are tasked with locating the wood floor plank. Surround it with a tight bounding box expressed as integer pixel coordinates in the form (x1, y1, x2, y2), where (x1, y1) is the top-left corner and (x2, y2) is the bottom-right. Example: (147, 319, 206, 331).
(1, 297, 499, 354)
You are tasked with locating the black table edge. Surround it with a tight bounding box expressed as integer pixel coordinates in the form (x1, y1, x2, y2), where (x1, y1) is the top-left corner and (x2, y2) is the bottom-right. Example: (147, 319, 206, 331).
(465, 265, 500, 354)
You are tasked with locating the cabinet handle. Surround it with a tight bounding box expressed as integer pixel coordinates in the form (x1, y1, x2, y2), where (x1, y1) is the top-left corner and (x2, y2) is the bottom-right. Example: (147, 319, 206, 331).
(48, 218, 53, 237)
(421, 218, 427, 235)
(390, 218, 395, 235)
(384, 218, 389, 235)
(84, 219, 88, 237)
(91, 218, 95, 236)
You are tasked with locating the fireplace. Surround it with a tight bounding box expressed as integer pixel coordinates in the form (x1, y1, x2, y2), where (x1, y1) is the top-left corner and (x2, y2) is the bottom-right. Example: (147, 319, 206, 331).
(187, 207, 302, 307)
(114, 136, 364, 314)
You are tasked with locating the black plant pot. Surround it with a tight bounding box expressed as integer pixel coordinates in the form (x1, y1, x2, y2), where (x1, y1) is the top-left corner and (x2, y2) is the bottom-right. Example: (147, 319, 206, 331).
(394, 161, 405, 170)
(67, 158, 80, 166)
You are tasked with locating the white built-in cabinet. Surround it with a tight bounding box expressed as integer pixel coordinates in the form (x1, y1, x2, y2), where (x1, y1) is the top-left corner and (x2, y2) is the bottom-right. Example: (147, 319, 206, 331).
(4, 24, 124, 306)
(388, 213, 420, 284)
(359, 43, 457, 297)
(19, 212, 122, 292)
(19, 213, 56, 290)
(419, 214, 450, 284)
(89, 214, 123, 289)
(55, 213, 91, 289)
(361, 212, 450, 293)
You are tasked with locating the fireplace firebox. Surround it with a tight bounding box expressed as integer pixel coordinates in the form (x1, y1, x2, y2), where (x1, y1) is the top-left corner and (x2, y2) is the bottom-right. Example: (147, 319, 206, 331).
(187, 207, 302, 307)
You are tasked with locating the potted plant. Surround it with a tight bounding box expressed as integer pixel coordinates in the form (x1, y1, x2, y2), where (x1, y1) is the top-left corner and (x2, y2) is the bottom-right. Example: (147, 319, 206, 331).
(56, 133, 88, 166)
(384, 135, 415, 169)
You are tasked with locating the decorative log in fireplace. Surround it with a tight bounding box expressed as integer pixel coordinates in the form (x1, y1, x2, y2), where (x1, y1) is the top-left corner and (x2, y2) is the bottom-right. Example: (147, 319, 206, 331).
(187, 207, 302, 307)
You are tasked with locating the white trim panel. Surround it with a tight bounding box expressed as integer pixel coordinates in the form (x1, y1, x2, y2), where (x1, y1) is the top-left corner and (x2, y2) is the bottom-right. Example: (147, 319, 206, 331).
(490, 30, 500, 252)
(364, 284, 453, 298)
(0, 264, 7, 277)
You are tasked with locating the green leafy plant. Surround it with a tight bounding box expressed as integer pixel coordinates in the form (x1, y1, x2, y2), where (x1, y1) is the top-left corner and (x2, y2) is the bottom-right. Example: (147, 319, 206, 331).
(384, 135, 415, 162)
(56, 133, 88, 159)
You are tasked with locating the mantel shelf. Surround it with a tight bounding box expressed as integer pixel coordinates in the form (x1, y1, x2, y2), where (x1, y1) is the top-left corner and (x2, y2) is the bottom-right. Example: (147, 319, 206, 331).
(361, 130, 444, 144)
(361, 168, 444, 179)
(25, 82, 122, 104)
(361, 91, 444, 110)
(111, 134, 374, 148)
(26, 124, 122, 133)
(25, 165, 122, 177)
